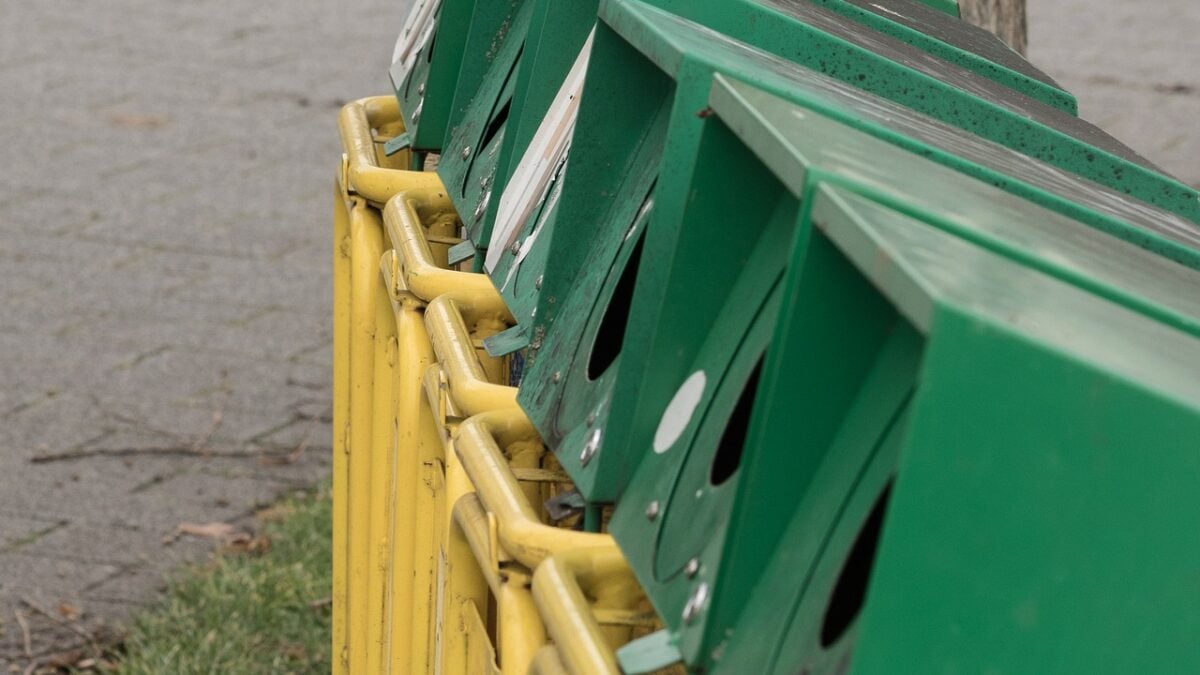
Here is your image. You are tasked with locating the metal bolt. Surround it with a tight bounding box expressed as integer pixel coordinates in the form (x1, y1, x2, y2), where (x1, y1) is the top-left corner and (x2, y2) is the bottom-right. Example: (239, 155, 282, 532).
(535, 274, 543, 290)
(552, 371, 562, 383)
(461, 146, 472, 160)
(585, 412, 596, 427)
(417, 83, 425, 95)
(645, 501, 660, 522)
(580, 429, 601, 467)
(682, 582, 709, 624)
(684, 558, 700, 579)
(510, 241, 521, 254)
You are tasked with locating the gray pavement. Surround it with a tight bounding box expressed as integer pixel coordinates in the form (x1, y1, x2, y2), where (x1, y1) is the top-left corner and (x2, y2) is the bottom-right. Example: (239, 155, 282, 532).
(0, 0, 1195, 669)
(0, 0, 399, 666)
(1028, 0, 1200, 187)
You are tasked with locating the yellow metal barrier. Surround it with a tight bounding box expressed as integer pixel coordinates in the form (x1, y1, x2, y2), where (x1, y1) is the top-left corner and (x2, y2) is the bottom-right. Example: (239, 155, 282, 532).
(332, 181, 351, 673)
(425, 295, 517, 416)
(337, 96, 428, 205)
(334, 96, 659, 675)
(532, 547, 643, 675)
(382, 191, 493, 300)
(529, 646, 571, 675)
(453, 411, 611, 566)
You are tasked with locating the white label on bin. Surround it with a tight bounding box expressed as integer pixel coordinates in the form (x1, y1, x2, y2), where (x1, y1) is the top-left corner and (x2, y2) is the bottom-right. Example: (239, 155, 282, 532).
(390, 0, 441, 88)
(485, 27, 595, 273)
(654, 371, 707, 454)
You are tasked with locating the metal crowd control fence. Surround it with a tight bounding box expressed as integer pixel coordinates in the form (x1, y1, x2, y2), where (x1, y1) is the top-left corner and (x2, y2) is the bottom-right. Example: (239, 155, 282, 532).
(334, 97, 658, 675)
(334, 0, 1200, 673)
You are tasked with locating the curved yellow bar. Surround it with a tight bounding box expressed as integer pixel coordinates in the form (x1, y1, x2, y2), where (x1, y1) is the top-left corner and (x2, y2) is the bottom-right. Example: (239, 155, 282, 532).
(425, 294, 517, 416)
(531, 547, 639, 675)
(338, 96, 440, 204)
(382, 190, 495, 301)
(451, 494, 503, 596)
(453, 410, 611, 568)
(452, 493, 545, 675)
(528, 646, 570, 675)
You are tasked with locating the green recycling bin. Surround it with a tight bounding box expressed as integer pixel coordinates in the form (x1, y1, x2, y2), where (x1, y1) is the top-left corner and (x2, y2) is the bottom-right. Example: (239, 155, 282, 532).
(389, 0, 528, 152)
(514, 0, 1200, 507)
(607, 75, 1200, 674)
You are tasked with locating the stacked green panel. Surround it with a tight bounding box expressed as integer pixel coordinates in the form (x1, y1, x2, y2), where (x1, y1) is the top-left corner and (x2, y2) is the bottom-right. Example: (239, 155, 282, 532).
(513, 0, 1200, 515)
(388, 0, 527, 151)
(602, 75, 1200, 672)
(382, 0, 1200, 671)
(421, 0, 1079, 284)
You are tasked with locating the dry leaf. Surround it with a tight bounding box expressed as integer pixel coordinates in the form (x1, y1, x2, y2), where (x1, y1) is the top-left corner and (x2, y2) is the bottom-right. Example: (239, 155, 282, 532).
(224, 532, 271, 555)
(56, 601, 82, 621)
(172, 521, 237, 542)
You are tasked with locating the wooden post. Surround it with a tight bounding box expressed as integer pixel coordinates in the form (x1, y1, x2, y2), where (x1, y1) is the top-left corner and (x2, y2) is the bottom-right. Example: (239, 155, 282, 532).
(959, 0, 1028, 55)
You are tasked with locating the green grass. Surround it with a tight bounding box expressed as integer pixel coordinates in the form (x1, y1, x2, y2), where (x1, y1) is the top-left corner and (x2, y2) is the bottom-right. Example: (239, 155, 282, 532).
(113, 487, 332, 675)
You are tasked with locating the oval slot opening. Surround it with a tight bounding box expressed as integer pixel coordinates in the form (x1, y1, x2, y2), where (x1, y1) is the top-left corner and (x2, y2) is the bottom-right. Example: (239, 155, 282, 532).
(709, 356, 765, 486)
(586, 230, 646, 380)
(820, 481, 893, 648)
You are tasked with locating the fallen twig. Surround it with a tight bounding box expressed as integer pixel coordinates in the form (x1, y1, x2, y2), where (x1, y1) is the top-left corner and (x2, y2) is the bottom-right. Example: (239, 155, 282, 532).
(190, 410, 224, 454)
(20, 596, 98, 653)
(15, 608, 33, 658)
(260, 419, 315, 466)
(30, 445, 263, 464)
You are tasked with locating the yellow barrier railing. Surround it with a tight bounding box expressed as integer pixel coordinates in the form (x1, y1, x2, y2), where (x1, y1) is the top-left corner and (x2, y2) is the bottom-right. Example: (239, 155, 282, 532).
(334, 96, 659, 675)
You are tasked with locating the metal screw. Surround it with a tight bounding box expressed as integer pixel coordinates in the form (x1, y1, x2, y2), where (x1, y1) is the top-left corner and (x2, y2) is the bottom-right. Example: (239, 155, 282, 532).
(580, 429, 601, 467)
(645, 501, 660, 522)
(552, 371, 562, 383)
(534, 274, 543, 290)
(417, 83, 425, 95)
(461, 146, 472, 160)
(510, 241, 521, 254)
(684, 558, 700, 579)
(682, 582, 709, 624)
(585, 412, 596, 427)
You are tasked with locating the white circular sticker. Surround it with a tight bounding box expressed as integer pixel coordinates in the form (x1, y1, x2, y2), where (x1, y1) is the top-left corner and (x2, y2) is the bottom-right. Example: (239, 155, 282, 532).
(653, 371, 706, 454)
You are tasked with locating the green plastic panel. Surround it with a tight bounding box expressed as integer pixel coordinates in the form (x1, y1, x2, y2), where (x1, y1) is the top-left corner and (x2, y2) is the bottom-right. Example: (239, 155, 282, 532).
(391, 0, 522, 151)
(592, 77, 1200, 670)
(436, 0, 534, 247)
(718, 185, 1200, 673)
(529, 0, 1200, 509)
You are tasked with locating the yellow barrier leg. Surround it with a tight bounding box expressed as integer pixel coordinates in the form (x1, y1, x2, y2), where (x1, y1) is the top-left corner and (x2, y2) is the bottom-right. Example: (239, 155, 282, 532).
(444, 497, 493, 674)
(408, 386, 448, 674)
(385, 296, 433, 672)
(348, 201, 384, 673)
(368, 270, 398, 672)
(497, 573, 545, 675)
(332, 182, 352, 675)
